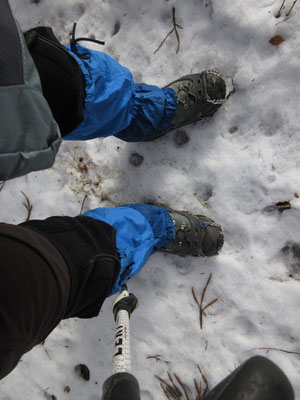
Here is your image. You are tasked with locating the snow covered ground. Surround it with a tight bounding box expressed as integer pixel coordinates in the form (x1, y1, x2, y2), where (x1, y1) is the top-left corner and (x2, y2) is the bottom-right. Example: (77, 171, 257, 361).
(1, 0, 300, 398)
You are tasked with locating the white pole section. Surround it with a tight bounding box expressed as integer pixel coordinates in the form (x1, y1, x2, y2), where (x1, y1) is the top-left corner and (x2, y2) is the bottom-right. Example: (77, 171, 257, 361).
(113, 308, 131, 374)
(111, 287, 138, 374)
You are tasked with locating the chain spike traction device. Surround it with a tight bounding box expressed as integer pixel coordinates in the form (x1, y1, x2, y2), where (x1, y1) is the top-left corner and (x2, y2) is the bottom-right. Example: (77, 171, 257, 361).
(101, 285, 141, 400)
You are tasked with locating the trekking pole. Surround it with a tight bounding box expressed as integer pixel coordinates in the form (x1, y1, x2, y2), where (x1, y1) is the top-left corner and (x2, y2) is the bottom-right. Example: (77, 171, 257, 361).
(100, 290, 295, 400)
(101, 285, 141, 400)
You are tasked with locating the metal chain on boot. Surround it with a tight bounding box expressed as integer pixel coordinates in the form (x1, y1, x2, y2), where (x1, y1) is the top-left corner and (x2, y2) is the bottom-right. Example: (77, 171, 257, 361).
(201, 69, 228, 105)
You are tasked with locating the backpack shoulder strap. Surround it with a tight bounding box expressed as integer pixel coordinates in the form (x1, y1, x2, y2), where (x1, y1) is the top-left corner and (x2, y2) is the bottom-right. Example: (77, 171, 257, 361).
(0, 1, 61, 181)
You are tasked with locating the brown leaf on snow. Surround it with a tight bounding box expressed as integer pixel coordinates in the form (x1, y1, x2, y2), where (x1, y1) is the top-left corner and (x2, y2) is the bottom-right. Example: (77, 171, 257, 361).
(269, 35, 285, 46)
(78, 163, 88, 173)
(64, 386, 71, 393)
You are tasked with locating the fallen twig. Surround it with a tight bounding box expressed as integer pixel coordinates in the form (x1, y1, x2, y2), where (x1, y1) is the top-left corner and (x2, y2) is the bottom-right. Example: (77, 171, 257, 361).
(79, 194, 88, 214)
(174, 373, 190, 400)
(168, 372, 182, 398)
(275, 0, 297, 23)
(192, 274, 218, 329)
(275, 14, 293, 24)
(286, 0, 298, 16)
(147, 354, 162, 361)
(194, 379, 202, 400)
(255, 347, 300, 356)
(21, 191, 33, 221)
(154, 7, 183, 54)
(156, 364, 209, 399)
(161, 383, 173, 400)
(155, 375, 181, 399)
(197, 365, 209, 396)
(275, 0, 286, 17)
(0, 181, 5, 192)
(147, 354, 170, 364)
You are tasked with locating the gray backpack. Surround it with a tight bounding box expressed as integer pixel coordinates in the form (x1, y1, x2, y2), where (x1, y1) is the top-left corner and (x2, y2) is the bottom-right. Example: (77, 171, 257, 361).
(0, 0, 61, 180)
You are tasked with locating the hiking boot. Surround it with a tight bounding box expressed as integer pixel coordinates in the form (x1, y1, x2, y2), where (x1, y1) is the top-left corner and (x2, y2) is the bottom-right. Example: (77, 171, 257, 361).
(169, 70, 226, 126)
(163, 210, 224, 257)
(145, 70, 226, 141)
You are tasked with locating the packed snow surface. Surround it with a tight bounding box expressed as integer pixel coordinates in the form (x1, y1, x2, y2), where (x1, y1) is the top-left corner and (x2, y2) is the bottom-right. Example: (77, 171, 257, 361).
(1, 0, 300, 399)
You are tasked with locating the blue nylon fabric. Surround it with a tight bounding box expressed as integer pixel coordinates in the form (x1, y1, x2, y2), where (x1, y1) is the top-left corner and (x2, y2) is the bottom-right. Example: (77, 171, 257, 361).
(115, 86, 177, 142)
(63, 45, 177, 141)
(82, 204, 175, 295)
(64, 45, 134, 141)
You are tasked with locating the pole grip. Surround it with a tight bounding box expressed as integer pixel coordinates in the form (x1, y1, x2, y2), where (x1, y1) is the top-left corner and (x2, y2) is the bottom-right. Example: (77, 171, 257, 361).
(113, 309, 131, 374)
(102, 372, 141, 400)
(101, 287, 140, 399)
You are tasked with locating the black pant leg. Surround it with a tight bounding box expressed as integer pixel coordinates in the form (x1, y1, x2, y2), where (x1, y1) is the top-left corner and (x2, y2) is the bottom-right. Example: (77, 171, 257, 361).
(0, 216, 120, 380)
(20, 215, 120, 318)
(0, 224, 70, 379)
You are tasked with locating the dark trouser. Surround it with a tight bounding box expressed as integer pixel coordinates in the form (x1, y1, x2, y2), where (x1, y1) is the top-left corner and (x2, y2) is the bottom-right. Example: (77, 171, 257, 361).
(0, 216, 120, 379)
